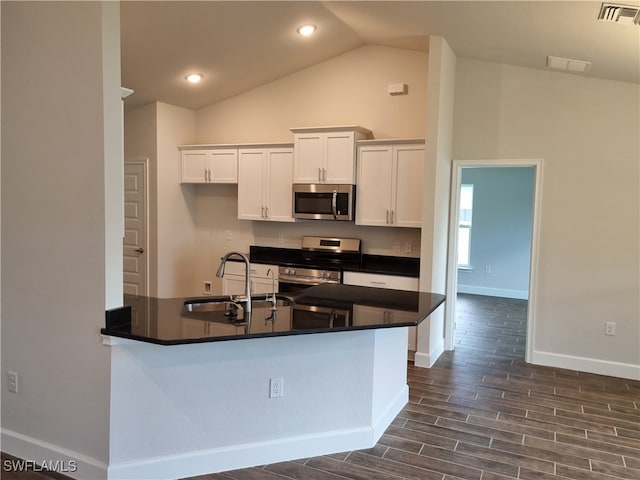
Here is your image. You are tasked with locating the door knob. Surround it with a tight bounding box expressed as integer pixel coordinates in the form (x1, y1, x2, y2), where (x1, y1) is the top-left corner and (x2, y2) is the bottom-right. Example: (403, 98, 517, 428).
(134, 248, 144, 254)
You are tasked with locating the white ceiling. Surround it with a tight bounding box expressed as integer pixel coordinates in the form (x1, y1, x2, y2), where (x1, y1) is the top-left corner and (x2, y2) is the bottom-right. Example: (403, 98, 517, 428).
(121, 1, 640, 111)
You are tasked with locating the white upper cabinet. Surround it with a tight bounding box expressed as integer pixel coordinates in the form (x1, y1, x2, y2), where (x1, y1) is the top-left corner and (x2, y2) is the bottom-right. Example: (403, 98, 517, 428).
(356, 139, 425, 228)
(238, 145, 294, 222)
(180, 147, 238, 183)
(291, 126, 372, 184)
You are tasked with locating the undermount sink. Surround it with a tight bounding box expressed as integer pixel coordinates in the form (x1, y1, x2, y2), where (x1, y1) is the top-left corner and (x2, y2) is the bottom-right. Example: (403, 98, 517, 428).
(183, 295, 293, 313)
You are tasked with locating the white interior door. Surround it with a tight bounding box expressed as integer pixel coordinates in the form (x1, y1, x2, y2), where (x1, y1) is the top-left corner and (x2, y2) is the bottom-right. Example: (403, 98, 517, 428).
(123, 161, 148, 296)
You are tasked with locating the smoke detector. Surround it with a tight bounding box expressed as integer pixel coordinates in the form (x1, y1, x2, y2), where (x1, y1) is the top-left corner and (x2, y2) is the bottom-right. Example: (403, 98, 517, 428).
(598, 3, 640, 25)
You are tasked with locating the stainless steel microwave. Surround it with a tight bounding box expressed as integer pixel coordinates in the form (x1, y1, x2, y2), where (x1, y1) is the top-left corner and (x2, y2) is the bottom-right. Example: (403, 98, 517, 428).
(292, 184, 355, 221)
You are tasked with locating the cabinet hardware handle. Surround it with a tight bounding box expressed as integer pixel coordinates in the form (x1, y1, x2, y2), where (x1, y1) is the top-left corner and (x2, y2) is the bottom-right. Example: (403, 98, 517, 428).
(134, 247, 144, 254)
(390, 210, 394, 224)
(371, 281, 387, 286)
(322, 168, 326, 182)
(318, 167, 322, 182)
(265, 206, 269, 218)
(386, 210, 390, 224)
(261, 206, 265, 218)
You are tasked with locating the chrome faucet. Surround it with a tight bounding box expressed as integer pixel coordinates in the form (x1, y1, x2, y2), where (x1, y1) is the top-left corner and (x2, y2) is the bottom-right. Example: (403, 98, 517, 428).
(216, 251, 252, 312)
(266, 268, 277, 309)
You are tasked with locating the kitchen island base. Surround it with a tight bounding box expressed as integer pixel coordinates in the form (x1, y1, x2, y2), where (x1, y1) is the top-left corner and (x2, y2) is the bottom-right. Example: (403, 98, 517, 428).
(106, 327, 408, 480)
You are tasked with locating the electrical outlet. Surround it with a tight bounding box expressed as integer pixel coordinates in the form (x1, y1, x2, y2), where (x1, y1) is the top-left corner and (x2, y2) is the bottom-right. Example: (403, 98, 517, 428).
(392, 241, 402, 252)
(7, 371, 18, 393)
(203, 281, 212, 295)
(605, 321, 616, 336)
(269, 377, 284, 398)
(484, 265, 492, 274)
(404, 242, 413, 254)
(225, 230, 232, 241)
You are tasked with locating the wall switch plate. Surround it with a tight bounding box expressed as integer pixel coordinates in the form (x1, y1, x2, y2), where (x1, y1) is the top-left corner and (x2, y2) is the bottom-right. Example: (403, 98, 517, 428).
(605, 321, 616, 336)
(225, 230, 232, 241)
(269, 377, 283, 398)
(404, 242, 413, 254)
(392, 241, 402, 252)
(7, 371, 18, 393)
(484, 265, 492, 274)
(203, 281, 212, 295)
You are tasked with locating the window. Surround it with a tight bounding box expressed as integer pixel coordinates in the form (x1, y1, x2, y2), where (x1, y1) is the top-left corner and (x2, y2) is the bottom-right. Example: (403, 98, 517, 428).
(458, 184, 474, 268)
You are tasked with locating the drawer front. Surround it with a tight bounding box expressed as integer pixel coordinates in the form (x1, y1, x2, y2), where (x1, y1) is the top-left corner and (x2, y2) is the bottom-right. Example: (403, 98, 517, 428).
(224, 261, 278, 279)
(343, 271, 418, 291)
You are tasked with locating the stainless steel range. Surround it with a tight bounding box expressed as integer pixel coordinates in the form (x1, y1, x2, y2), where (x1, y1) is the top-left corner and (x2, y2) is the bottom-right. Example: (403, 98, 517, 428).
(249, 237, 361, 287)
(275, 236, 361, 293)
(249, 236, 362, 329)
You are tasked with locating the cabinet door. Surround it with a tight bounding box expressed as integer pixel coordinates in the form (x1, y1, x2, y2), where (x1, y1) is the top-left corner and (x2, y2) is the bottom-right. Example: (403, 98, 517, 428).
(251, 278, 277, 296)
(181, 318, 208, 338)
(181, 151, 210, 183)
(209, 149, 238, 183)
(392, 145, 424, 227)
(356, 146, 393, 226)
(343, 271, 419, 291)
(238, 149, 266, 220)
(222, 275, 246, 296)
(265, 149, 294, 222)
(293, 133, 323, 183)
(324, 132, 356, 184)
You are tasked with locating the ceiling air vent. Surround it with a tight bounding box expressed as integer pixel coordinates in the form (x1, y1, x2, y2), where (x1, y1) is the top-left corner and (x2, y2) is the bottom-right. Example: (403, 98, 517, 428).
(598, 3, 640, 25)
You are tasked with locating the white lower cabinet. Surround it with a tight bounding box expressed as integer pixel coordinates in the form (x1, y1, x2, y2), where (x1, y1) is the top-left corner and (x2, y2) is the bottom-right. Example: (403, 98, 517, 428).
(356, 139, 425, 227)
(344, 271, 419, 350)
(222, 262, 278, 297)
(238, 146, 294, 222)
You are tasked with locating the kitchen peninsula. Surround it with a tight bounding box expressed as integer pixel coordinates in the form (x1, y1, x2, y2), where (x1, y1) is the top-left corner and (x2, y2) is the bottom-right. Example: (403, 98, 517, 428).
(102, 284, 444, 480)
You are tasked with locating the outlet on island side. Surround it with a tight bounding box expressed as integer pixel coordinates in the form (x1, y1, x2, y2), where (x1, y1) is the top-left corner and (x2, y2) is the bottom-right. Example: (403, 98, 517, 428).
(7, 371, 18, 394)
(605, 321, 616, 336)
(269, 377, 284, 398)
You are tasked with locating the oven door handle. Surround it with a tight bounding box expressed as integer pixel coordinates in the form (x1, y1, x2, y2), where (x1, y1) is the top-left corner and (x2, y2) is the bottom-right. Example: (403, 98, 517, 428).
(331, 189, 338, 219)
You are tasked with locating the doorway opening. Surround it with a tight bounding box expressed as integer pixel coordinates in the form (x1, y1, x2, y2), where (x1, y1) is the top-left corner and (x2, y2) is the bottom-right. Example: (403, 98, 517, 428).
(445, 160, 543, 363)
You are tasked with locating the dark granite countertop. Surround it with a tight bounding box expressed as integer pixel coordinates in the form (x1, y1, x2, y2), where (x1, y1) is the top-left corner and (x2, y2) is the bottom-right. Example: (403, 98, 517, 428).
(102, 284, 445, 345)
(249, 245, 420, 278)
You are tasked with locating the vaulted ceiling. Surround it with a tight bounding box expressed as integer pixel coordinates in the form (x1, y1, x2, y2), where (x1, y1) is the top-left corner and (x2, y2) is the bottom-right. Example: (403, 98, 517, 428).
(121, 1, 640, 111)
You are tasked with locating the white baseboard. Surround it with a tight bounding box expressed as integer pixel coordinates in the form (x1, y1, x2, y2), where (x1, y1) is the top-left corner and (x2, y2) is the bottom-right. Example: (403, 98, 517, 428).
(414, 340, 444, 368)
(108, 386, 407, 480)
(371, 385, 408, 441)
(1, 429, 107, 480)
(457, 284, 528, 300)
(531, 350, 640, 381)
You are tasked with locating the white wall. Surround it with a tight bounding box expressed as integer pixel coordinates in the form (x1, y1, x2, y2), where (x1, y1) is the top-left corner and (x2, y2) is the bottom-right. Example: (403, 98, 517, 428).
(1, 2, 120, 477)
(454, 58, 640, 379)
(124, 103, 158, 295)
(155, 103, 197, 297)
(417, 37, 456, 368)
(124, 102, 197, 297)
(196, 44, 428, 143)
(457, 166, 535, 299)
(107, 329, 407, 479)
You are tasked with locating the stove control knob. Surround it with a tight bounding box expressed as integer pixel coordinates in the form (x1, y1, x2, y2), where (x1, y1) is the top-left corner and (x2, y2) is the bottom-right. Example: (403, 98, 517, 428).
(285, 268, 295, 275)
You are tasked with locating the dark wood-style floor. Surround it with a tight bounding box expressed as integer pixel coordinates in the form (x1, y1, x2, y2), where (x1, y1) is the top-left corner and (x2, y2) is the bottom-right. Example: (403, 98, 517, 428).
(3, 294, 639, 480)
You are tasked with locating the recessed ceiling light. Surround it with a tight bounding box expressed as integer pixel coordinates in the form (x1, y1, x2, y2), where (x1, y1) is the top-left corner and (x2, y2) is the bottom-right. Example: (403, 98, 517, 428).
(185, 73, 203, 84)
(297, 24, 317, 37)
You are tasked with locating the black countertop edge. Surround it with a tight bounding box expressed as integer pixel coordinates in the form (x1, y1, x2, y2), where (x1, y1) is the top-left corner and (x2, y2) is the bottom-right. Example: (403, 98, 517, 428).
(249, 249, 420, 278)
(101, 285, 445, 346)
(357, 254, 420, 277)
(100, 317, 435, 347)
